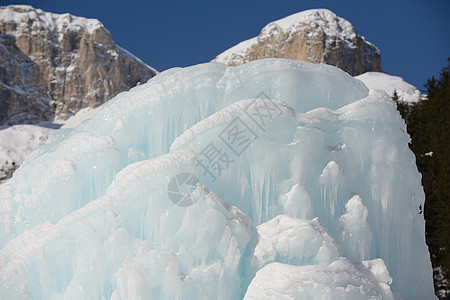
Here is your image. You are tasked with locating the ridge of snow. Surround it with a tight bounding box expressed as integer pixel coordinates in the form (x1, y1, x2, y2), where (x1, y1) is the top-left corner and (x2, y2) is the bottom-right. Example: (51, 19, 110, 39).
(215, 9, 379, 64)
(116, 45, 159, 75)
(0, 5, 103, 35)
(266, 8, 357, 41)
(355, 72, 422, 103)
(0, 5, 157, 77)
(213, 37, 257, 64)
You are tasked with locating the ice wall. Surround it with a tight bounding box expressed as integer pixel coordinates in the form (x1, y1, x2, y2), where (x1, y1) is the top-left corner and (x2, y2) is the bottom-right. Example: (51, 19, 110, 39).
(0, 59, 435, 299)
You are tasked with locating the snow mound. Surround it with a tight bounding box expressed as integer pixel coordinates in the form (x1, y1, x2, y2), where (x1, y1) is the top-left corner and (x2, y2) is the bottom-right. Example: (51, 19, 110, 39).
(244, 216, 394, 299)
(356, 72, 422, 103)
(0, 59, 435, 299)
(244, 259, 393, 299)
(0, 125, 51, 183)
(0, 106, 105, 185)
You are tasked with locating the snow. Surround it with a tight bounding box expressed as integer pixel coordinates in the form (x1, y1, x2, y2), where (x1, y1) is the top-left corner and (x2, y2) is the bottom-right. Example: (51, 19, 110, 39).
(117, 45, 159, 75)
(0, 5, 103, 36)
(0, 106, 103, 183)
(265, 9, 357, 42)
(213, 37, 257, 65)
(244, 259, 393, 299)
(214, 9, 377, 65)
(0, 59, 435, 299)
(0, 125, 51, 182)
(355, 72, 422, 103)
(248, 216, 344, 272)
(57, 106, 103, 129)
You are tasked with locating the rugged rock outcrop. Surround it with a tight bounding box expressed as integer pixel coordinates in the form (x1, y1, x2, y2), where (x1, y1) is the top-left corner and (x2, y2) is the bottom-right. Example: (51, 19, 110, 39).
(214, 9, 381, 76)
(0, 5, 157, 125)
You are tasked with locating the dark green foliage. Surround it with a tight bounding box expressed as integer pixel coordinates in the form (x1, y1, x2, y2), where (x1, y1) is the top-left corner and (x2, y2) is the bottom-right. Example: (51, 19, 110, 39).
(392, 90, 411, 123)
(394, 61, 450, 298)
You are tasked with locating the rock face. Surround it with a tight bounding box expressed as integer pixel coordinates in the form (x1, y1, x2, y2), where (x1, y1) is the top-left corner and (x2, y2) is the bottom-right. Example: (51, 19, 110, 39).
(0, 5, 157, 125)
(213, 9, 381, 76)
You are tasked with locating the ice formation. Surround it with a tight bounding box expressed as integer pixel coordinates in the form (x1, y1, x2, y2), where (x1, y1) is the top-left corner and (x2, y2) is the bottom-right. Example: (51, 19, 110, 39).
(0, 59, 435, 299)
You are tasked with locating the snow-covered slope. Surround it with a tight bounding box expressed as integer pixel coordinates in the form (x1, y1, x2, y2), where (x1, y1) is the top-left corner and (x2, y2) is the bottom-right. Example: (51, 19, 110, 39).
(356, 72, 422, 103)
(0, 125, 51, 182)
(0, 107, 102, 183)
(0, 59, 435, 299)
(216, 37, 258, 66)
(214, 9, 381, 76)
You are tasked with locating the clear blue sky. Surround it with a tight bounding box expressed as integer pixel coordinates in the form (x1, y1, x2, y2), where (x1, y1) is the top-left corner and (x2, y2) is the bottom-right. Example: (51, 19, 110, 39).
(3, 0, 449, 89)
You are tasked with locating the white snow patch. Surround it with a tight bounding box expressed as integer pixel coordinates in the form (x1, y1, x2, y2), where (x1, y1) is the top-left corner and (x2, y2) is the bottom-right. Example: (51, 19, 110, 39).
(0, 5, 102, 35)
(214, 37, 257, 64)
(355, 72, 422, 103)
(267, 9, 357, 41)
(0, 125, 50, 174)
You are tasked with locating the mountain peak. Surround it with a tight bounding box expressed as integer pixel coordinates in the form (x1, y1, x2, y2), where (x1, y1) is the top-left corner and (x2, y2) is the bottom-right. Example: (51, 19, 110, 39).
(214, 9, 381, 76)
(0, 5, 157, 125)
(266, 9, 356, 41)
(270, 9, 343, 29)
(0, 5, 103, 36)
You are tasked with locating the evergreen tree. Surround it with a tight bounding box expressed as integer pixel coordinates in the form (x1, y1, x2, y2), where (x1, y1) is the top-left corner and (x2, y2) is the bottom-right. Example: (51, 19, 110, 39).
(392, 89, 410, 123)
(395, 61, 450, 298)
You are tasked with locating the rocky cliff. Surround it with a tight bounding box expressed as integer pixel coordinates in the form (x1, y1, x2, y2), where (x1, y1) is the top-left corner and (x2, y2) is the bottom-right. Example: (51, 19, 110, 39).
(0, 5, 157, 125)
(214, 9, 381, 76)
